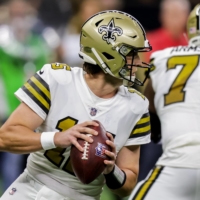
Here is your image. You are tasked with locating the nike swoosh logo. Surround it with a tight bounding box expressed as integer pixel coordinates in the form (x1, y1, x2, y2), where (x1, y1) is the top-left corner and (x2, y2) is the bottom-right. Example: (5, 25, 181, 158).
(39, 70, 44, 75)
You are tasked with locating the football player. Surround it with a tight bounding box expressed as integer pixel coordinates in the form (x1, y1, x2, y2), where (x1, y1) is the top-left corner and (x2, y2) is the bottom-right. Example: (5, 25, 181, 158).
(0, 10, 152, 200)
(128, 4, 200, 200)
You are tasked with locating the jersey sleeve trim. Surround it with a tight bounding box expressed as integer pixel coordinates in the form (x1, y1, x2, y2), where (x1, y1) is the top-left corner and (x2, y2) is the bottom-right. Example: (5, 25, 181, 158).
(125, 134, 150, 146)
(21, 73, 51, 115)
(15, 88, 46, 120)
(130, 113, 151, 138)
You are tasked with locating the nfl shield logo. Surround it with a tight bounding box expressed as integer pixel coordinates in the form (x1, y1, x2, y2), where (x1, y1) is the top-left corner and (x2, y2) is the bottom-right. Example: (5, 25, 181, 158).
(95, 143, 106, 158)
(90, 107, 97, 116)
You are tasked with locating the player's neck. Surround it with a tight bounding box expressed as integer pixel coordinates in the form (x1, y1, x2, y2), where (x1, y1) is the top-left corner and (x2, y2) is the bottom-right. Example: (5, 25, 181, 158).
(83, 73, 121, 99)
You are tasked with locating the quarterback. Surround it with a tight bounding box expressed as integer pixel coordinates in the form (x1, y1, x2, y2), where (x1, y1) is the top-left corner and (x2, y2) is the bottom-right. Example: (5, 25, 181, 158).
(0, 10, 152, 200)
(129, 4, 200, 200)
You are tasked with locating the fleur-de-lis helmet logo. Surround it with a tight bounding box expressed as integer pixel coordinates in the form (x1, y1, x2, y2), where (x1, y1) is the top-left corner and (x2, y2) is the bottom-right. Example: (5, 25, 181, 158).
(98, 18, 123, 44)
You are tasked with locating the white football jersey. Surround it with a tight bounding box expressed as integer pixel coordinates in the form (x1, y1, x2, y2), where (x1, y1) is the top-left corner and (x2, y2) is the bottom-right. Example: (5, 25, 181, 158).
(15, 63, 150, 200)
(150, 46, 200, 168)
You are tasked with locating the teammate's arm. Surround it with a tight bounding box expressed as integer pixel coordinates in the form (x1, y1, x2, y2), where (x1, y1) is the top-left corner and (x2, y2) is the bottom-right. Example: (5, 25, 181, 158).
(144, 78, 161, 143)
(0, 102, 99, 153)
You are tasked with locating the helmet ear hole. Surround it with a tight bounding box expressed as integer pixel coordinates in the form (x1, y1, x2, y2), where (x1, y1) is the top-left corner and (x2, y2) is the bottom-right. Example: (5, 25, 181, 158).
(102, 52, 114, 60)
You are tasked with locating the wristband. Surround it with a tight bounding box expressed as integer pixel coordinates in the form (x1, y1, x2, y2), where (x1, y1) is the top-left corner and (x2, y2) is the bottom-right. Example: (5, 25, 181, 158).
(104, 165, 126, 189)
(40, 132, 56, 150)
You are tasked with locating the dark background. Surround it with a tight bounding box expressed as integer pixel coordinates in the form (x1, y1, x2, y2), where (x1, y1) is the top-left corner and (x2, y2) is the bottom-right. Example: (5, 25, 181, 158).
(28, 0, 198, 32)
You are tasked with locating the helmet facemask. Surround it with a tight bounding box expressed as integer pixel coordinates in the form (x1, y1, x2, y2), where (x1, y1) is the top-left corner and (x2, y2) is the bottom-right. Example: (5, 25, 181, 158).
(119, 59, 151, 87)
(118, 45, 152, 87)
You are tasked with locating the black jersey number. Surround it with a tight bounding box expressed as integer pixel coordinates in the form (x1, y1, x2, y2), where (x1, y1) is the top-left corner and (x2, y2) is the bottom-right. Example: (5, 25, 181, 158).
(164, 55, 199, 106)
(44, 116, 78, 175)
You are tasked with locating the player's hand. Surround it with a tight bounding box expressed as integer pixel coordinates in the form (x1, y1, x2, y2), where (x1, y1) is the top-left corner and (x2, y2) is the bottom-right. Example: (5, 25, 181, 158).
(54, 121, 99, 151)
(103, 132, 116, 174)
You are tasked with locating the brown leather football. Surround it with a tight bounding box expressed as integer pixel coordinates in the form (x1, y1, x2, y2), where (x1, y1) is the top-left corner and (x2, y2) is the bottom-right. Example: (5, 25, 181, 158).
(70, 120, 111, 184)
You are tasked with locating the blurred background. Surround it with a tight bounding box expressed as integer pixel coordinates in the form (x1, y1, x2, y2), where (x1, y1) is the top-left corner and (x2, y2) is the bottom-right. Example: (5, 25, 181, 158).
(0, 0, 198, 199)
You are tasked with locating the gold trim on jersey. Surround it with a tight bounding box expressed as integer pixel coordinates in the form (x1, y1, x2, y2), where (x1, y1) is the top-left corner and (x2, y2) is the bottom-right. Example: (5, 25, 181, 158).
(130, 113, 150, 138)
(128, 88, 145, 100)
(149, 58, 156, 72)
(131, 166, 164, 200)
(21, 73, 51, 114)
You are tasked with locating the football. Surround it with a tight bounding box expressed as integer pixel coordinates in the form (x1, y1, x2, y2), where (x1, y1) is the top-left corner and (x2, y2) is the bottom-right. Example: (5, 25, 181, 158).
(70, 120, 111, 184)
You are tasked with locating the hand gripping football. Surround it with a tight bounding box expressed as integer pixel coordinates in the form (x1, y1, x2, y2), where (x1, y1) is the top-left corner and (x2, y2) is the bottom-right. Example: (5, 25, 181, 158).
(70, 120, 111, 184)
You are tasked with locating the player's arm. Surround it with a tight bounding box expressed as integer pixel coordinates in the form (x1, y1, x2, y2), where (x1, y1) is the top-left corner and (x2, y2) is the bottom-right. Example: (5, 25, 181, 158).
(0, 102, 99, 153)
(114, 145, 140, 197)
(144, 78, 161, 143)
(0, 102, 44, 153)
(104, 133, 140, 197)
(103, 134, 140, 197)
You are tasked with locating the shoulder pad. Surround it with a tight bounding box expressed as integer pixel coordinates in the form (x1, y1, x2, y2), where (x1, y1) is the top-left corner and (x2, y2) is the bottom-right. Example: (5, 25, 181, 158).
(150, 47, 174, 61)
(49, 62, 73, 85)
(127, 88, 149, 114)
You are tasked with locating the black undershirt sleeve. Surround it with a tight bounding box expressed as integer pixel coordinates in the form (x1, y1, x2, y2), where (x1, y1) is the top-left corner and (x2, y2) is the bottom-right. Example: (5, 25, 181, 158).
(150, 111, 161, 143)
